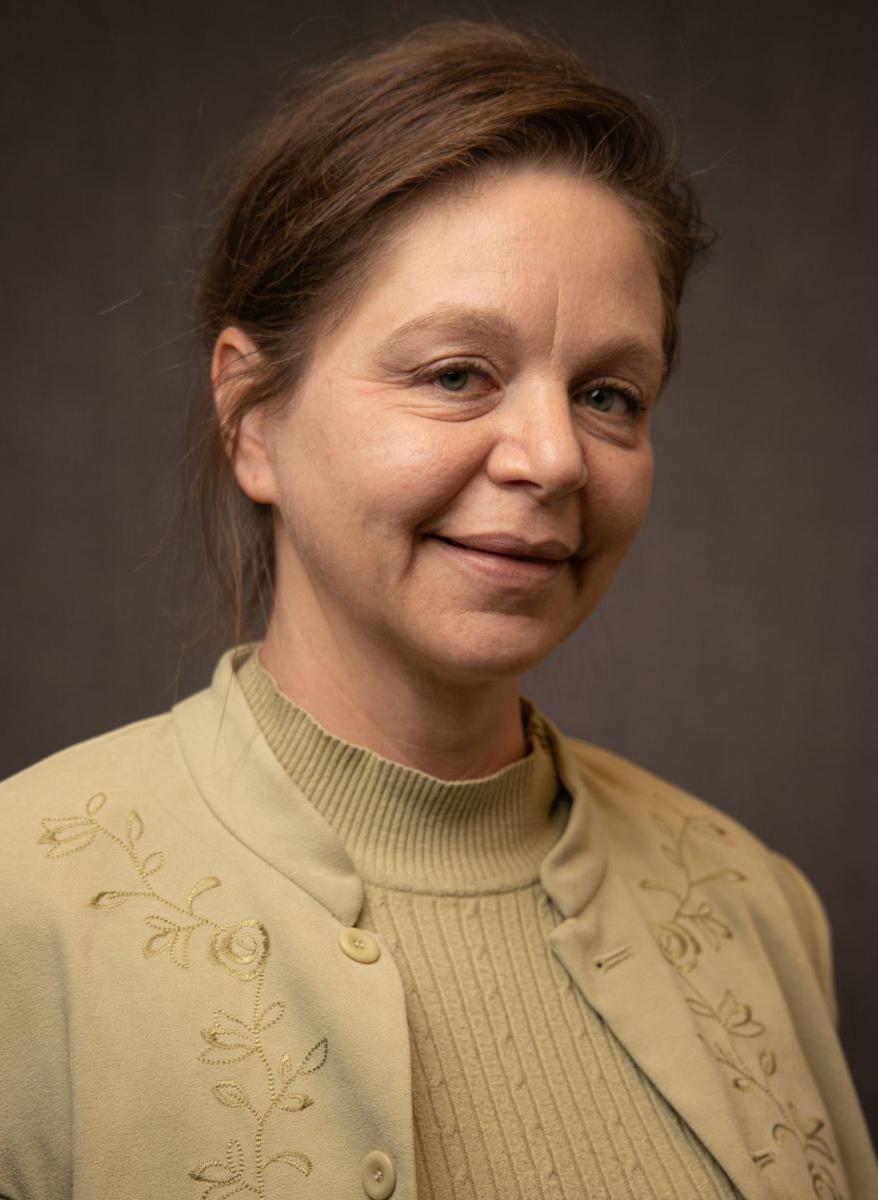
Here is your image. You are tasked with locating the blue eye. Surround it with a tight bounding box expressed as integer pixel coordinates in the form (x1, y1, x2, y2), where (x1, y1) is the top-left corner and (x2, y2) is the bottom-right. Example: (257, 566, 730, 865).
(584, 387, 619, 412)
(581, 385, 644, 417)
(436, 369, 471, 392)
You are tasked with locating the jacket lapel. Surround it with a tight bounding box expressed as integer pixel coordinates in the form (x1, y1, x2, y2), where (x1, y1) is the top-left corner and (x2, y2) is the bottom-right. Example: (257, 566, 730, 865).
(539, 717, 772, 1200)
(547, 870, 771, 1200)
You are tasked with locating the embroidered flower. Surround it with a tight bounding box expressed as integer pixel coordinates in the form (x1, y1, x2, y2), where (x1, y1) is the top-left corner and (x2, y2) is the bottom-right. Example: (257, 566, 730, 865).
(37, 816, 98, 858)
(650, 919, 701, 974)
(209, 919, 270, 981)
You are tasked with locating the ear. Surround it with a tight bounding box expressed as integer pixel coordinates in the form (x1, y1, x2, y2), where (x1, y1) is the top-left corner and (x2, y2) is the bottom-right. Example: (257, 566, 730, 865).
(211, 326, 279, 505)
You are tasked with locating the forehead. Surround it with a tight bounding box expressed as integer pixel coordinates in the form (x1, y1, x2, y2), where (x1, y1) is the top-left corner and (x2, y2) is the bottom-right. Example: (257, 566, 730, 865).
(322, 166, 665, 371)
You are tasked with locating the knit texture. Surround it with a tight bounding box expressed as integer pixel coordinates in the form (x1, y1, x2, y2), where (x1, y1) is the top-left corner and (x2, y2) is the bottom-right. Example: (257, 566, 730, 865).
(239, 650, 742, 1199)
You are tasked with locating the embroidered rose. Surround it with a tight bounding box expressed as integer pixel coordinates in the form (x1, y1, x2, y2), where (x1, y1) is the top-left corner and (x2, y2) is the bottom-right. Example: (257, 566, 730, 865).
(651, 919, 700, 974)
(209, 919, 269, 981)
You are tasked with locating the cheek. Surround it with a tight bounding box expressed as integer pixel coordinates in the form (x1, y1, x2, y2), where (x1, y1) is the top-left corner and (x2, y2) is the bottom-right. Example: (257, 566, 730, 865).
(585, 446, 654, 549)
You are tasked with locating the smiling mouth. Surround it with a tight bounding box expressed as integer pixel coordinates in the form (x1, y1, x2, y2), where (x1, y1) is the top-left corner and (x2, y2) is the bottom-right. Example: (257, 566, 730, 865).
(432, 536, 562, 565)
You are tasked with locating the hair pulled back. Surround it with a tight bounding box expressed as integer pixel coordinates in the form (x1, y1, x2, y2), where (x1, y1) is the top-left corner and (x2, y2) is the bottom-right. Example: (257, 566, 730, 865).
(193, 17, 713, 638)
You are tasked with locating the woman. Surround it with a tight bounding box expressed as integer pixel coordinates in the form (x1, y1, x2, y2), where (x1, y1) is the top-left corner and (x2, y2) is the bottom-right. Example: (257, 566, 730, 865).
(0, 17, 873, 1200)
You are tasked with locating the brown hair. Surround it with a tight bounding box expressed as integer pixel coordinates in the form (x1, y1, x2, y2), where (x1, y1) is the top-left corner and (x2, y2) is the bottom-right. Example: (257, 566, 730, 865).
(191, 16, 713, 642)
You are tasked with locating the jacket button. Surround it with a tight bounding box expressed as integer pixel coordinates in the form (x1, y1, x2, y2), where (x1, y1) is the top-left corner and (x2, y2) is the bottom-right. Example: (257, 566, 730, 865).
(338, 927, 381, 964)
(361, 1149, 396, 1198)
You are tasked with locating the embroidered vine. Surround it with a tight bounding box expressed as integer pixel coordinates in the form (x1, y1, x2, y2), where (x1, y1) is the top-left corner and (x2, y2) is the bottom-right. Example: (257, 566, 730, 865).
(640, 808, 844, 1199)
(38, 792, 328, 1198)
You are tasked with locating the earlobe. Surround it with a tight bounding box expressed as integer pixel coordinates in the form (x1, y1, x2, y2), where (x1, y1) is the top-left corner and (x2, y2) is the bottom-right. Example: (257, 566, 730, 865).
(211, 327, 278, 506)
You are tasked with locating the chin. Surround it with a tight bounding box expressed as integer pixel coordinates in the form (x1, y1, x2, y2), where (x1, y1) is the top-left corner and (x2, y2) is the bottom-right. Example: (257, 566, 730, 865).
(416, 621, 564, 684)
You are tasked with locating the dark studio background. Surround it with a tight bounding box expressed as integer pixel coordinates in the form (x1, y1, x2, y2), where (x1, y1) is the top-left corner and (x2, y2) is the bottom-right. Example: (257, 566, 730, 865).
(2, 0, 876, 1139)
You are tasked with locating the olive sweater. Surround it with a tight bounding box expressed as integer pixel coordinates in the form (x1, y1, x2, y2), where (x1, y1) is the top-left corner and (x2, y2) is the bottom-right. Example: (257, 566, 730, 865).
(0, 645, 874, 1199)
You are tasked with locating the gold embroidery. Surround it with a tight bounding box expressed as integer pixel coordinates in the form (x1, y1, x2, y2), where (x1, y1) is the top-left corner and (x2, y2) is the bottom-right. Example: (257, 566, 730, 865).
(640, 808, 844, 1198)
(39, 792, 328, 1197)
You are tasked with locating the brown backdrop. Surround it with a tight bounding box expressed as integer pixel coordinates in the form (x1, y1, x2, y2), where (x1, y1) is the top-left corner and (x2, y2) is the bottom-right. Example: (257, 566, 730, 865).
(2, 0, 875, 1137)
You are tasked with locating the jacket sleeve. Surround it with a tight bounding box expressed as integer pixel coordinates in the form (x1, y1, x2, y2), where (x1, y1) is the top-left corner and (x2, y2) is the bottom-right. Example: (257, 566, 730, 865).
(767, 850, 839, 1027)
(0, 777, 73, 1200)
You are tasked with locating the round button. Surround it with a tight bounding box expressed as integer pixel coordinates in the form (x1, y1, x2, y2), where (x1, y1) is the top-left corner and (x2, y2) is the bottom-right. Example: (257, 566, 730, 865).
(361, 1149, 396, 1198)
(338, 926, 381, 964)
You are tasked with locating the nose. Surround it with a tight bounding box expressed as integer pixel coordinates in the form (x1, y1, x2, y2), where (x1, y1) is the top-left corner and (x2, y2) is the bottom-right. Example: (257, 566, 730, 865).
(485, 380, 589, 499)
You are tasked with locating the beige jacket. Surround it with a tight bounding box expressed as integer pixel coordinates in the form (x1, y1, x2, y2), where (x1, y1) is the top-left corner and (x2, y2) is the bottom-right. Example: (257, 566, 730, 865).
(0, 648, 874, 1199)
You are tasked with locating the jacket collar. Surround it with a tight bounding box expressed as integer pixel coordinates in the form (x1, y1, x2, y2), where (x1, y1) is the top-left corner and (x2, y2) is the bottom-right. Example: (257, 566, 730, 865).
(173, 646, 366, 927)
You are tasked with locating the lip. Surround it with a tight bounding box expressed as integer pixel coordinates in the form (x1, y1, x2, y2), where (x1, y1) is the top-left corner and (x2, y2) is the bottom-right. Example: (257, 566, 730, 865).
(430, 535, 568, 588)
(439, 533, 577, 561)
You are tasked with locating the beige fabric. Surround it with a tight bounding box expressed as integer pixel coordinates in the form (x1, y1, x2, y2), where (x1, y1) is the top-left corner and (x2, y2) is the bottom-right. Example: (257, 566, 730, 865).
(239, 648, 743, 1199)
(0, 645, 874, 1200)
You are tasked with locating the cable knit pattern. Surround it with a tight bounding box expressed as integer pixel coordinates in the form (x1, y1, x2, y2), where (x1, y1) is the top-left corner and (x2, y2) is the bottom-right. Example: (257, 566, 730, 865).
(239, 650, 743, 1199)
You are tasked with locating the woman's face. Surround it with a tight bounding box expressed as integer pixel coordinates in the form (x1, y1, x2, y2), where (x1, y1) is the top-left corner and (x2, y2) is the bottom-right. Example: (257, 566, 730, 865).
(236, 166, 666, 685)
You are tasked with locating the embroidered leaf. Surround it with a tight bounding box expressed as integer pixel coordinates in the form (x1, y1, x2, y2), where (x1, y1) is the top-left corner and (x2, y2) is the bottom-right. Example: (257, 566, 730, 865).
(144, 928, 176, 958)
(142, 851, 164, 876)
(259, 1000, 286, 1031)
(733, 1076, 753, 1091)
(639, 879, 684, 901)
(280, 1053, 293, 1086)
(201, 1026, 253, 1052)
(688, 817, 729, 840)
(189, 1161, 237, 1184)
(187, 875, 222, 912)
(41, 816, 92, 835)
(692, 868, 745, 885)
(127, 809, 144, 845)
(173, 925, 195, 969)
(277, 1092, 313, 1112)
(214, 1006, 250, 1028)
(808, 1163, 844, 1197)
(752, 1151, 775, 1168)
(198, 1044, 256, 1067)
(266, 1150, 313, 1175)
(296, 1037, 329, 1076)
(226, 1140, 245, 1174)
(717, 990, 765, 1038)
(145, 914, 177, 932)
(803, 1117, 836, 1162)
(686, 997, 715, 1019)
(660, 843, 683, 868)
(728, 1016, 764, 1038)
(759, 1050, 777, 1077)
(212, 1081, 251, 1110)
(89, 891, 129, 910)
(650, 812, 676, 843)
(86, 792, 107, 816)
(772, 1122, 795, 1146)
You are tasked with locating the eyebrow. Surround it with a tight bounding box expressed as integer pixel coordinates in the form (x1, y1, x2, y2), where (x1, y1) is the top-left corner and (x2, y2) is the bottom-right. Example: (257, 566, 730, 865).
(373, 302, 667, 384)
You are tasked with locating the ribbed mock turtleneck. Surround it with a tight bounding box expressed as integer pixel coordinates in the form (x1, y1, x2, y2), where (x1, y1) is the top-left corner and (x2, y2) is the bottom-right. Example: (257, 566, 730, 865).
(238, 648, 742, 1200)
(237, 648, 566, 894)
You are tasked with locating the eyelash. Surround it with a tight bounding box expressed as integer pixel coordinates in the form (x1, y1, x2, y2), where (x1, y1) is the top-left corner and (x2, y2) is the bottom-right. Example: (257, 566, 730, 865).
(418, 358, 647, 417)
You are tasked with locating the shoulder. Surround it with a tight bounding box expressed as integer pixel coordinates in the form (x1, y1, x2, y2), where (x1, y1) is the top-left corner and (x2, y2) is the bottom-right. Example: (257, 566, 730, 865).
(560, 734, 838, 1022)
(0, 710, 177, 823)
(0, 711, 187, 918)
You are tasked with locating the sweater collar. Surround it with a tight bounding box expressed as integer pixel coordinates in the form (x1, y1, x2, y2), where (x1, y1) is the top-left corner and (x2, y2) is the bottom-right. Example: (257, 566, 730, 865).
(236, 646, 565, 894)
(172, 646, 606, 924)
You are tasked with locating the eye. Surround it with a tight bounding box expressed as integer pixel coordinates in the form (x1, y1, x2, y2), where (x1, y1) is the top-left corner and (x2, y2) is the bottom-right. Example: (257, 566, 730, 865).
(436, 367, 472, 392)
(579, 384, 645, 418)
(420, 359, 494, 397)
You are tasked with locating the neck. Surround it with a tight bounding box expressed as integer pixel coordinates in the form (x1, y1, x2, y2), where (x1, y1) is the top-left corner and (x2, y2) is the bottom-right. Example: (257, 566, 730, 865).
(260, 604, 528, 782)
